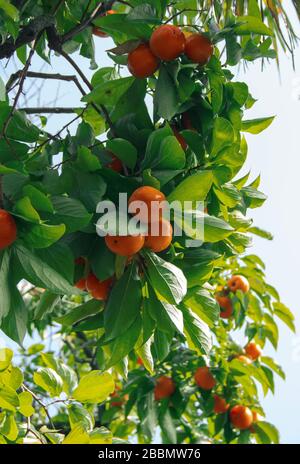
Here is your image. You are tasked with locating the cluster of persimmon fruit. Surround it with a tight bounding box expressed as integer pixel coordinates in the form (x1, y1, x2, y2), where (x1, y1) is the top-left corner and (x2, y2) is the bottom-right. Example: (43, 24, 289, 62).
(92, 10, 213, 79)
(75, 185, 173, 298)
(153, 339, 263, 432)
(216, 274, 250, 319)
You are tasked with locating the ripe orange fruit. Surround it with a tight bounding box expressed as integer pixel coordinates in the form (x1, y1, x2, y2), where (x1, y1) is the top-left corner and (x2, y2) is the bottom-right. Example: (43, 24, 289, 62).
(75, 278, 87, 291)
(92, 10, 116, 38)
(144, 219, 173, 253)
(91, 277, 113, 301)
(230, 405, 253, 430)
(128, 186, 166, 223)
(0, 209, 17, 250)
(245, 341, 262, 361)
(107, 153, 123, 173)
(194, 366, 216, 390)
(227, 275, 250, 294)
(150, 24, 186, 61)
(214, 395, 229, 414)
(184, 33, 213, 65)
(86, 273, 99, 292)
(171, 125, 187, 150)
(236, 355, 252, 365)
(216, 294, 233, 319)
(105, 234, 145, 257)
(128, 43, 160, 78)
(154, 376, 176, 401)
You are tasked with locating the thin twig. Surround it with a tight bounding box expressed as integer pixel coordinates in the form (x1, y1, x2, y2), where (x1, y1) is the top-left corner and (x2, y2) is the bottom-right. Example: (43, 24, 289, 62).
(20, 107, 80, 114)
(22, 384, 54, 428)
(6, 71, 87, 96)
(62, 0, 115, 43)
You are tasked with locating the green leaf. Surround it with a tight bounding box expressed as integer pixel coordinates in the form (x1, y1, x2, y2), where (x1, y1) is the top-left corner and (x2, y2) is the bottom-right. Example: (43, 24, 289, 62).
(33, 368, 63, 397)
(204, 215, 234, 242)
(211, 117, 235, 157)
(72, 371, 114, 403)
(89, 427, 113, 444)
(155, 136, 186, 170)
(51, 196, 92, 233)
(0, 103, 40, 143)
(77, 146, 101, 172)
(185, 288, 220, 327)
(144, 251, 187, 305)
(0, 385, 19, 411)
(0, 348, 13, 372)
(14, 244, 76, 295)
(18, 391, 35, 417)
(105, 316, 142, 368)
(249, 226, 273, 240)
(146, 288, 183, 335)
(106, 139, 138, 170)
(0, 0, 19, 20)
(14, 196, 40, 223)
(22, 185, 54, 213)
(142, 125, 173, 169)
(168, 170, 213, 205)
(82, 77, 135, 106)
(40, 353, 78, 395)
(242, 186, 267, 208)
(0, 412, 18, 441)
(1, 284, 28, 346)
(56, 299, 103, 326)
(104, 263, 142, 341)
(24, 223, 66, 249)
(261, 356, 285, 380)
(181, 306, 212, 355)
(159, 408, 177, 444)
(68, 403, 93, 432)
(34, 291, 60, 320)
(273, 302, 296, 332)
(241, 117, 275, 134)
(136, 338, 154, 374)
(154, 65, 179, 120)
(254, 422, 280, 444)
(62, 424, 90, 444)
(234, 16, 273, 36)
(0, 250, 11, 322)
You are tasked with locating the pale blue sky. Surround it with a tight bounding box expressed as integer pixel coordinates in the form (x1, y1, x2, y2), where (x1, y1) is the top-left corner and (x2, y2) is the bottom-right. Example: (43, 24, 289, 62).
(1, 3, 299, 444)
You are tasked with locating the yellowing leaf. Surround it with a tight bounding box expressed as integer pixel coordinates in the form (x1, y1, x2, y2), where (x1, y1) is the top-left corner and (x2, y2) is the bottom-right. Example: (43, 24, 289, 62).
(72, 371, 114, 404)
(89, 427, 112, 444)
(19, 391, 35, 417)
(0, 412, 18, 441)
(0, 385, 19, 411)
(62, 424, 90, 444)
(0, 348, 13, 372)
(33, 368, 63, 397)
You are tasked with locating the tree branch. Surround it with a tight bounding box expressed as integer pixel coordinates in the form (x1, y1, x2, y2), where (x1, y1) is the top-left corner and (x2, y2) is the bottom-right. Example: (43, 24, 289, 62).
(6, 71, 87, 96)
(21, 107, 80, 114)
(61, 0, 115, 44)
(0, 1, 115, 61)
(0, 15, 54, 60)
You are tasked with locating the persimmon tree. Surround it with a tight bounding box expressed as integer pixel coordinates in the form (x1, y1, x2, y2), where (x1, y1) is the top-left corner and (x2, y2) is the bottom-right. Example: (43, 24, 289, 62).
(0, 0, 297, 445)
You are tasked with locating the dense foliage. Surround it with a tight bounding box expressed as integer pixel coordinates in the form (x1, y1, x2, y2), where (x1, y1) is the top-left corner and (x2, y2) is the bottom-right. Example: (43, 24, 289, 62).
(0, 0, 297, 445)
